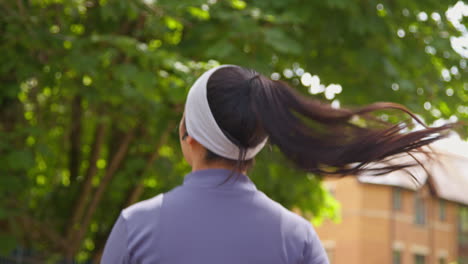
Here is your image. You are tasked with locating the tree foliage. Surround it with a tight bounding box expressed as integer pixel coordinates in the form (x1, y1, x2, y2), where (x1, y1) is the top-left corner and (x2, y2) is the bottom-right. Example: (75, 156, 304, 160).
(0, 0, 466, 262)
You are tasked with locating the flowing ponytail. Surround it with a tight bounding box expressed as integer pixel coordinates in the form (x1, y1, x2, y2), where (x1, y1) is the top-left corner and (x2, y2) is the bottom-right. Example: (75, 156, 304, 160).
(206, 66, 453, 176)
(249, 77, 452, 176)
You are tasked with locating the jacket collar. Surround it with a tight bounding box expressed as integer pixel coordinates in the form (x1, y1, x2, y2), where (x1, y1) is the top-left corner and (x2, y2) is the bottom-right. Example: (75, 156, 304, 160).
(183, 169, 257, 191)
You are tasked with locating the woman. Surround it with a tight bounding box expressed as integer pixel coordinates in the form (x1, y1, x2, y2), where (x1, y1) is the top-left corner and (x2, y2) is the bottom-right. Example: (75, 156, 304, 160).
(101, 65, 451, 263)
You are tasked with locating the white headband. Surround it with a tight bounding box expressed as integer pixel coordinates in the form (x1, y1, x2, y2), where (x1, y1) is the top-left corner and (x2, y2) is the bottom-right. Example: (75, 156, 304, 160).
(184, 65, 267, 160)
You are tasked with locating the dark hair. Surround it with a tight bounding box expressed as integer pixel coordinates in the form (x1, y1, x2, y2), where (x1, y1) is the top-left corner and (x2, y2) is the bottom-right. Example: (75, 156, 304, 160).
(204, 66, 453, 177)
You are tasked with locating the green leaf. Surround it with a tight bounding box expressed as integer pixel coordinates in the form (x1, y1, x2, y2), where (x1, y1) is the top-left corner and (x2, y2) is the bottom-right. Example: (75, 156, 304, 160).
(187, 7, 210, 20)
(264, 28, 302, 55)
(231, 0, 247, 10)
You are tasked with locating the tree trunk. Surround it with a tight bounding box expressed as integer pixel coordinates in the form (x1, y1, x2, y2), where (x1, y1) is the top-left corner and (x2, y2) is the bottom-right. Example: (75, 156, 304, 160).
(65, 127, 135, 259)
(66, 122, 107, 240)
(69, 95, 82, 182)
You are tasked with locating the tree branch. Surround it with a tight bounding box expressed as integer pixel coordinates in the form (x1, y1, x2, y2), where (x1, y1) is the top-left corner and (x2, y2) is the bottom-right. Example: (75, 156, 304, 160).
(66, 127, 135, 258)
(125, 122, 175, 206)
(90, 122, 175, 263)
(69, 95, 82, 182)
(17, 216, 67, 253)
(66, 122, 106, 239)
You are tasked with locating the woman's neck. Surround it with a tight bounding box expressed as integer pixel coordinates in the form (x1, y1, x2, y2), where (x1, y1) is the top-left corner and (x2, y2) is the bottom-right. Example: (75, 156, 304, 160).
(191, 160, 246, 174)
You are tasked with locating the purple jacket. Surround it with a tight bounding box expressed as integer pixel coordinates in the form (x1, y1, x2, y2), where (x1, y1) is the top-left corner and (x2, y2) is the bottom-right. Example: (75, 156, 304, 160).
(101, 169, 329, 264)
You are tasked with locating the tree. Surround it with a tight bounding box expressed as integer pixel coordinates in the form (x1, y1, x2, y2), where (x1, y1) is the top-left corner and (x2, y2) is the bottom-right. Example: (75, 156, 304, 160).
(0, 0, 466, 262)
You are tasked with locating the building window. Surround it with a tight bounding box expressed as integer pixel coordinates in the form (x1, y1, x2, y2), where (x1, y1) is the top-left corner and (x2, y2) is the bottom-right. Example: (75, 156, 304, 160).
(439, 200, 446, 221)
(414, 254, 425, 264)
(393, 250, 401, 264)
(393, 188, 402, 211)
(414, 195, 426, 225)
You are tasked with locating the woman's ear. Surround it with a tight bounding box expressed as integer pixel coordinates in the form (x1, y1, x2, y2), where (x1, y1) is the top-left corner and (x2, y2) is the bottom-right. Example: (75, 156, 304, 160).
(182, 132, 188, 141)
(185, 134, 196, 145)
(186, 135, 205, 153)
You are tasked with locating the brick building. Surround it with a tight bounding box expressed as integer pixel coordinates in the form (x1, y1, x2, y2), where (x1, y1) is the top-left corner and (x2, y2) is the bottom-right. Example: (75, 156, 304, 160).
(315, 151, 468, 264)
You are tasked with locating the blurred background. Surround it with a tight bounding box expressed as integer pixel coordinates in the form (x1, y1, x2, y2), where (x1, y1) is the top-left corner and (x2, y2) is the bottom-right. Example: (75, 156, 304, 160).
(0, 0, 467, 263)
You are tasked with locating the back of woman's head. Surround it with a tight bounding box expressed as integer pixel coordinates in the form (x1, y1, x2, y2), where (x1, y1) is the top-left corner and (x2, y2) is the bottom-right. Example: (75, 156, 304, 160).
(205, 65, 453, 176)
(207, 67, 267, 154)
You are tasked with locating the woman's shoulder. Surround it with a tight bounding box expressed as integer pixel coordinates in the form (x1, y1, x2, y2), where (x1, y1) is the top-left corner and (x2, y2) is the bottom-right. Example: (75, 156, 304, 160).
(255, 191, 319, 259)
(255, 191, 311, 228)
(120, 185, 185, 224)
(118, 190, 174, 251)
(122, 193, 164, 220)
